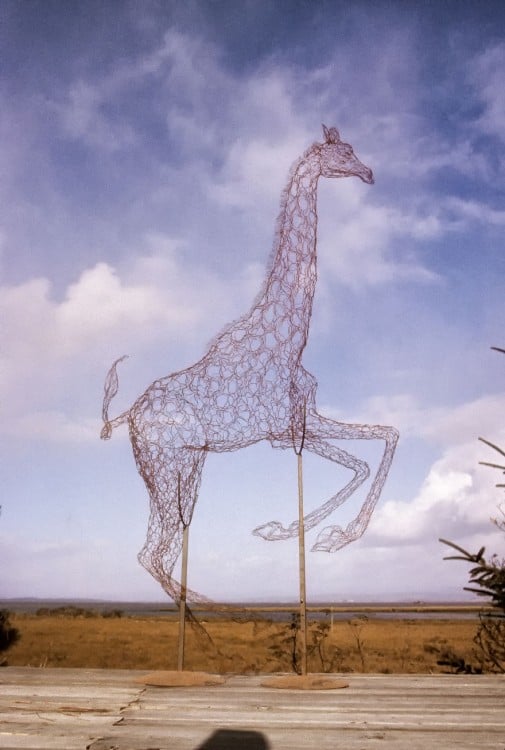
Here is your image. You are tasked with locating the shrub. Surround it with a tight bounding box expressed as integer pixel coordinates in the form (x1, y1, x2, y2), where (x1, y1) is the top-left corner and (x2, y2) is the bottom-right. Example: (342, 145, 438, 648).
(0, 610, 20, 665)
(438, 346, 504, 673)
(102, 609, 123, 618)
(440, 524, 504, 673)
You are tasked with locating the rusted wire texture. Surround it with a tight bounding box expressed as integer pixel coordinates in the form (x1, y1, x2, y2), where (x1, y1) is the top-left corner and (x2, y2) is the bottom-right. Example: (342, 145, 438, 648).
(101, 126, 399, 604)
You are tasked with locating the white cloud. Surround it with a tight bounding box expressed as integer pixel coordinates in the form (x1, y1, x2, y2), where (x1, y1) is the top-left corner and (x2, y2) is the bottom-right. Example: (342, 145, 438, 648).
(359, 395, 505, 552)
(0, 262, 183, 385)
(367, 437, 504, 548)
(471, 43, 505, 142)
(423, 396, 505, 446)
(0, 531, 160, 600)
(58, 262, 184, 346)
(318, 391, 504, 562)
(51, 30, 194, 151)
(317, 187, 441, 288)
(50, 29, 235, 154)
(56, 80, 137, 151)
(33, 25, 480, 300)
(1, 410, 100, 443)
(0, 234, 263, 441)
(208, 134, 308, 211)
(445, 196, 505, 227)
(345, 392, 505, 446)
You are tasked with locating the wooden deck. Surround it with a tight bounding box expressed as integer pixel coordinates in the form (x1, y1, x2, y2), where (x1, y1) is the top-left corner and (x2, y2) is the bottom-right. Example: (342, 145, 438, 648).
(0, 667, 504, 749)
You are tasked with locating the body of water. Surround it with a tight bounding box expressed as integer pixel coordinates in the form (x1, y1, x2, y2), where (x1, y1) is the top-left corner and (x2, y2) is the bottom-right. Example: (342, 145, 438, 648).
(1, 598, 484, 621)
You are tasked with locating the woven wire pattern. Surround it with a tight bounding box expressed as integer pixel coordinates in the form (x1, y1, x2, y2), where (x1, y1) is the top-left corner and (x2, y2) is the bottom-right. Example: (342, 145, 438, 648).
(101, 127, 399, 603)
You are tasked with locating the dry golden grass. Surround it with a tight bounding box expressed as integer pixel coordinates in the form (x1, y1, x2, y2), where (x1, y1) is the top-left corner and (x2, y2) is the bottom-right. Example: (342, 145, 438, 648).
(6, 613, 479, 674)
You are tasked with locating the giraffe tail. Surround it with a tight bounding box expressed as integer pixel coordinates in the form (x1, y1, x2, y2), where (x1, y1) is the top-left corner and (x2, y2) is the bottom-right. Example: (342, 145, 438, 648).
(100, 355, 129, 440)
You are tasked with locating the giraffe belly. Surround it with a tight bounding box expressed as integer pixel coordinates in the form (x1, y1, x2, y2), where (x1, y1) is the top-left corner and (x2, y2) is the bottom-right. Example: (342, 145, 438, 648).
(130, 365, 298, 452)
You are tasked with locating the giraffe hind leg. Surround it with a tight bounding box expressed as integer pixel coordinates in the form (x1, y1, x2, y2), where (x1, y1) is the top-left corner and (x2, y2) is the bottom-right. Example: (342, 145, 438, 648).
(136, 447, 209, 605)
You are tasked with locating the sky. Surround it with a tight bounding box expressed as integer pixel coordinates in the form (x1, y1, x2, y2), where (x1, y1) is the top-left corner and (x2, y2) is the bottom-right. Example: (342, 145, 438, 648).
(1, 0, 504, 604)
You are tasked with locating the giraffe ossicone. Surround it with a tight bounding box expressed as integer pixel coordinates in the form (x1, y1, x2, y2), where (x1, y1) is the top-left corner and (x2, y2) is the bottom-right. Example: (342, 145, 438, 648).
(322, 124, 340, 143)
(101, 126, 398, 604)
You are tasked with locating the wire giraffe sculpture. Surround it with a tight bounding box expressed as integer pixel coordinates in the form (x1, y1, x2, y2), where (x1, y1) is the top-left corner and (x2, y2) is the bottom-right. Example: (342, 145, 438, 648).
(101, 126, 399, 605)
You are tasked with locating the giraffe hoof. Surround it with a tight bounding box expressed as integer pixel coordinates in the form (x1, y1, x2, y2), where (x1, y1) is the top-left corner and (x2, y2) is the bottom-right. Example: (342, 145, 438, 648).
(252, 521, 287, 541)
(312, 525, 348, 553)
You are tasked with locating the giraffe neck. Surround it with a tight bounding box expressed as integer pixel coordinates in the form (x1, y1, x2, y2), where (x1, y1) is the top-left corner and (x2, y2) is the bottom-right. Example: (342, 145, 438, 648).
(260, 154, 320, 361)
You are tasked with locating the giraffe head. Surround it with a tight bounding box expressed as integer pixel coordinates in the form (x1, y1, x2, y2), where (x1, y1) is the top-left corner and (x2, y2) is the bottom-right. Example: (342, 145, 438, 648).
(319, 125, 374, 184)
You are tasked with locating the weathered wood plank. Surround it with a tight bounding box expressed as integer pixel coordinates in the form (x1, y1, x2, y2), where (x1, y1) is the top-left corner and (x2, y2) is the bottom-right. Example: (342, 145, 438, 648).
(87, 728, 505, 750)
(0, 668, 503, 750)
(0, 668, 143, 750)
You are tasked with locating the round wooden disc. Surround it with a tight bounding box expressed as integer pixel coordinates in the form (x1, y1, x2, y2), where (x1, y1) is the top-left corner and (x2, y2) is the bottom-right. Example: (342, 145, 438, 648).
(261, 674, 349, 690)
(134, 671, 225, 687)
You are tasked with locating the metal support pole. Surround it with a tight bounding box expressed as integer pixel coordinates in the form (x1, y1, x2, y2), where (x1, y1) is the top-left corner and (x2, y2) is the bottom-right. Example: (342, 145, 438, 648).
(297, 452, 307, 676)
(177, 523, 189, 672)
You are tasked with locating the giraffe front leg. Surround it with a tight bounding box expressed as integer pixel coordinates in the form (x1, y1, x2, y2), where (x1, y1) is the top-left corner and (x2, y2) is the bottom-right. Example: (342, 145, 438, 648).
(252, 437, 370, 541)
(309, 415, 399, 552)
(253, 412, 398, 549)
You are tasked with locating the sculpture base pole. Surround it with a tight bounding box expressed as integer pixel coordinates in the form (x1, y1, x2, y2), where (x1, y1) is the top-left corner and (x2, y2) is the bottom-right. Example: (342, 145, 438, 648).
(297, 452, 307, 676)
(136, 523, 225, 688)
(135, 525, 225, 687)
(261, 452, 348, 690)
(177, 523, 189, 672)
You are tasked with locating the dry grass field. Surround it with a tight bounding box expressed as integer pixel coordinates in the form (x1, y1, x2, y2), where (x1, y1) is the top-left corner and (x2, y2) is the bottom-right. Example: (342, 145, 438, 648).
(5, 611, 481, 674)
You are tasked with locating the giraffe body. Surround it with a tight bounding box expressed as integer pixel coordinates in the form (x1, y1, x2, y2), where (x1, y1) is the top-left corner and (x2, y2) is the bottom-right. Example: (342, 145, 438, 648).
(101, 126, 398, 603)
